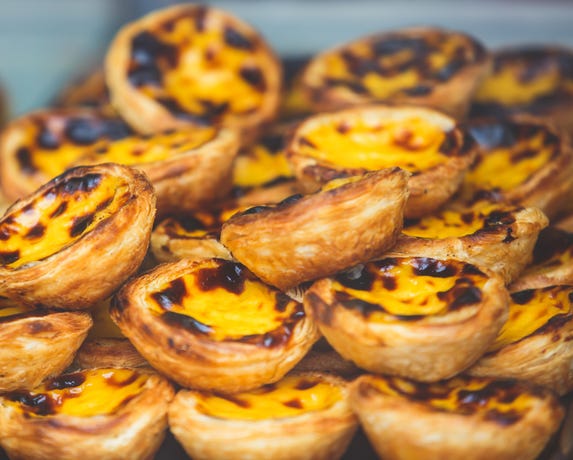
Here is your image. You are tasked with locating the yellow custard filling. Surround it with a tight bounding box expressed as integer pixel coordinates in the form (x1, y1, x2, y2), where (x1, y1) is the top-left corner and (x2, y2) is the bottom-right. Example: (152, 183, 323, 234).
(148, 259, 301, 341)
(490, 286, 573, 351)
(369, 375, 535, 417)
(136, 12, 269, 118)
(88, 299, 125, 339)
(333, 259, 485, 320)
(75, 126, 216, 167)
(162, 206, 244, 239)
(233, 142, 292, 188)
(195, 374, 342, 420)
(463, 129, 555, 192)
(298, 117, 449, 172)
(0, 174, 128, 269)
(6, 368, 148, 417)
(0, 297, 35, 319)
(474, 66, 560, 105)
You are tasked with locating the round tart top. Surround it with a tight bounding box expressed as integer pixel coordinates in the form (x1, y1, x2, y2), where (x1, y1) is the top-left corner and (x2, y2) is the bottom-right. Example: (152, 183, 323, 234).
(142, 258, 304, 345)
(402, 203, 522, 239)
(3, 368, 150, 418)
(490, 286, 573, 352)
(473, 46, 573, 110)
(327, 257, 489, 323)
(301, 27, 487, 105)
(288, 106, 464, 175)
(193, 373, 344, 421)
(354, 373, 559, 425)
(0, 167, 132, 269)
(106, 4, 282, 136)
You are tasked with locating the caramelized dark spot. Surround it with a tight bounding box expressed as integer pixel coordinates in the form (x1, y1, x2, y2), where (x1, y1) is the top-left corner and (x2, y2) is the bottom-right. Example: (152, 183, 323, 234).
(65, 118, 100, 145)
(511, 289, 535, 305)
(336, 122, 351, 134)
(196, 261, 247, 295)
(25, 224, 45, 240)
(438, 280, 482, 310)
(283, 398, 303, 409)
(224, 26, 253, 50)
(49, 201, 68, 219)
(239, 66, 266, 91)
(0, 250, 20, 265)
(106, 371, 139, 387)
(336, 292, 382, 318)
(152, 278, 188, 310)
(382, 276, 397, 291)
(46, 373, 86, 391)
(403, 84, 432, 96)
(16, 147, 37, 175)
(335, 264, 374, 291)
(532, 227, 573, 264)
(278, 193, 303, 207)
(502, 228, 516, 243)
(259, 133, 285, 153)
(162, 310, 213, 335)
(194, 5, 208, 32)
(128, 31, 178, 88)
(95, 197, 114, 213)
(511, 148, 537, 164)
(411, 258, 457, 278)
(214, 392, 251, 408)
(36, 127, 60, 150)
(467, 122, 517, 150)
(484, 211, 515, 228)
(295, 379, 319, 390)
(60, 173, 102, 195)
(274, 292, 292, 313)
(239, 205, 270, 216)
(7, 392, 55, 416)
(69, 213, 95, 238)
(484, 408, 522, 426)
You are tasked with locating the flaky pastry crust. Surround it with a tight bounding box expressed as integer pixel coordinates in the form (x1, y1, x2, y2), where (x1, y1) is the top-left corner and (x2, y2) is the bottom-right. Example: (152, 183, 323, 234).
(75, 338, 149, 370)
(300, 26, 491, 119)
(168, 372, 358, 460)
(349, 373, 564, 460)
(469, 285, 573, 395)
(111, 258, 320, 392)
(221, 168, 409, 291)
(285, 105, 475, 218)
(0, 368, 174, 460)
(105, 4, 282, 143)
(0, 163, 156, 310)
(304, 257, 508, 381)
(0, 309, 92, 392)
(390, 205, 548, 284)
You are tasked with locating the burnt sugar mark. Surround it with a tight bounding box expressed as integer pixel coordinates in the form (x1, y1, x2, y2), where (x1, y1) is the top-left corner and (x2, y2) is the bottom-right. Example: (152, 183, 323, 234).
(69, 213, 95, 238)
(156, 97, 220, 125)
(259, 133, 285, 153)
(335, 264, 375, 291)
(25, 223, 46, 240)
(36, 126, 60, 150)
(152, 277, 188, 310)
(237, 305, 305, 348)
(224, 25, 254, 50)
(239, 66, 266, 92)
(49, 201, 68, 219)
(16, 147, 37, 175)
(437, 278, 482, 310)
(212, 391, 250, 408)
(0, 250, 20, 265)
(177, 213, 209, 233)
(6, 391, 56, 416)
(45, 372, 86, 391)
(532, 227, 573, 265)
(335, 291, 383, 318)
(283, 398, 303, 409)
(511, 289, 535, 305)
(162, 310, 213, 335)
(195, 260, 251, 295)
(295, 378, 319, 391)
(58, 173, 102, 196)
(411, 257, 458, 278)
(128, 31, 178, 88)
(105, 370, 140, 387)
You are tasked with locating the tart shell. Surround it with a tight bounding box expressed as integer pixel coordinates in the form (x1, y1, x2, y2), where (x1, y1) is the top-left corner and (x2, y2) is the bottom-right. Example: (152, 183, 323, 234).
(74, 337, 149, 370)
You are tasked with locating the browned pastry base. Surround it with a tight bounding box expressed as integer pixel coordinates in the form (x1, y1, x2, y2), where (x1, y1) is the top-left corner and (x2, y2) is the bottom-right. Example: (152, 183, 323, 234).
(0, 310, 92, 392)
(75, 337, 149, 370)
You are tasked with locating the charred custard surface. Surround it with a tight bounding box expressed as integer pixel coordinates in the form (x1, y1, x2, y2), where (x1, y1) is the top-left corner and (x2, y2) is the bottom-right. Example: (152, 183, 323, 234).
(4, 368, 148, 417)
(491, 286, 573, 351)
(365, 374, 540, 425)
(0, 172, 129, 269)
(463, 120, 559, 194)
(195, 374, 342, 420)
(314, 29, 485, 99)
(12, 113, 132, 179)
(296, 114, 456, 173)
(148, 259, 305, 343)
(127, 6, 275, 123)
(232, 132, 292, 189)
(159, 206, 244, 240)
(403, 203, 518, 239)
(474, 47, 573, 107)
(333, 258, 487, 321)
(522, 227, 573, 277)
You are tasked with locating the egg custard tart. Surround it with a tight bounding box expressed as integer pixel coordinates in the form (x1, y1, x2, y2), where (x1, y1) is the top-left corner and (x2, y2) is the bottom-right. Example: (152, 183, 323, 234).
(304, 257, 508, 381)
(469, 285, 573, 395)
(221, 168, 409, 291)
(105, 4, 282, 142)
(0, 297, 92, 392)
(299, 26, 491, 119)
(75, 299, 148, 370)
(390, 203, 548, 284)
(0, 163, 156, 310)
(168, 372, 358, 460)
(0, 367, 174, 460)
(349, 373, 564, 460)
(458, 116, 573, 219)
(471, 46, 573, 136)
(510, 227, 573, 292)
(111, 257, 320, 392)
(0, 108, 133, 202)
(286, 105, 474, 218)
(151, 207, 239, 264)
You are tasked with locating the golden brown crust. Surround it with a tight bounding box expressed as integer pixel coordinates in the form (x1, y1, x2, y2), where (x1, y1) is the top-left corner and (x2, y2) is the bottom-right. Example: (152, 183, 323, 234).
(349, 374, 564, 460)
(469, 285, 573, 395)
(389, 206, 548, 284)
(0, 163, 156, 310)
(105, 4, 282, 143)
(111, 258, 320, 392)
(291, 346, 363, 381)
(221, 168, 409, 291)
(304, 257, 509, 381)
(168, 372, 358, 460)
(300, 26, 491, 119)
(0, 369, 174, 460)
(285, 105, 475, 219)
(75, 338, 149, 370)
(0, 310, 92, 391)
(461, 115, 573, 219)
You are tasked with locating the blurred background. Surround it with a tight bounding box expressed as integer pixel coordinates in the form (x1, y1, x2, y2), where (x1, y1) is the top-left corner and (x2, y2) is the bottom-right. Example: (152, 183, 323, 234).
(1, 0, 573, 118)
